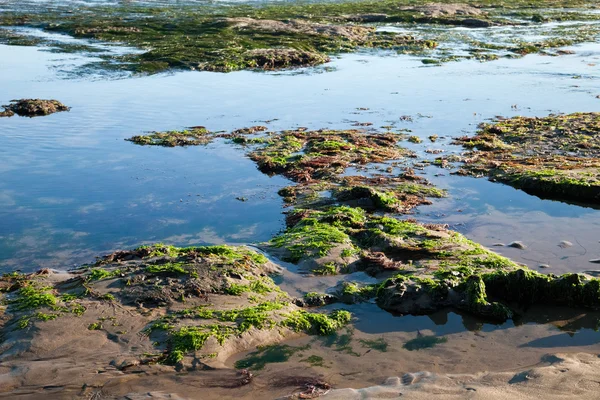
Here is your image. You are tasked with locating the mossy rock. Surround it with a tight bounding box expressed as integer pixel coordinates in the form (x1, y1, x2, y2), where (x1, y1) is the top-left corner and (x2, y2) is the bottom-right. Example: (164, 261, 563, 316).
(453, 113, 600, 203)
(0, 99, 70, 117)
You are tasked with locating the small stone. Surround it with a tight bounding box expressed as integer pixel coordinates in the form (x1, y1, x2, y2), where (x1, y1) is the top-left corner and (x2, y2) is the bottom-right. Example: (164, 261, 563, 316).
(508, 241, 526, 249)
(538, 264, 550, 269)
(492, 243, 505, 247)
(558, 241, 573, 248)
(589, 259, 600, 264)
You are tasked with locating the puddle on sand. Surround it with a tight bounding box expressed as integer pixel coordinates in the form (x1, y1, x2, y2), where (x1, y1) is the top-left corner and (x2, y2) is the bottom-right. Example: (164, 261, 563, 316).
(415, 172, 600, 275)
(227, 303, 600, 392)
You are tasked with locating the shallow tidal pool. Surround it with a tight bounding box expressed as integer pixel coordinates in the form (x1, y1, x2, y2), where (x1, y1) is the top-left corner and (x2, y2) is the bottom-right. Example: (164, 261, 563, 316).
(1, 15, 600, 397)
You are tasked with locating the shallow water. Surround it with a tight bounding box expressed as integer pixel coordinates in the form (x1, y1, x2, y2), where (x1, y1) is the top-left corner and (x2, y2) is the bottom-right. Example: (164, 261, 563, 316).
(1, 40, 599, 271)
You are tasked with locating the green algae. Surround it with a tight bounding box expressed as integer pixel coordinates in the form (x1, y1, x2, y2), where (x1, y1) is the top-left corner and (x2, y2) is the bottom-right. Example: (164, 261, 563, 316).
(145, 262, 187, 275)
(282, 309, 352, 335)
(225, 279, 275, 296)
(88, 322, 103, 331)
(249, 129, 408, 182)
(12, 285, 58, 311)
(453, 112, 600, 203)
(88, 268, 122, 281)
(269, 219, 351, 263)
(106, 243, 268, 266)
(338, 281, 378, 303)
(157, 305, 350, 363)
(126, 127, 212, 147)
(167, 326, 212, 364)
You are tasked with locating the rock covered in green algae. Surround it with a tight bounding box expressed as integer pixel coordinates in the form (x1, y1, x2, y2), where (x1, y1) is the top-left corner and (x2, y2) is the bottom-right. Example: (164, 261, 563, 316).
(453, 112, 600, 203)
(123, 121, 600, 327)
(0, 99, 70, 117)
(126, 126, 212, 147)
(241, 48, 330, 70)
(247, 129, 412, 182)
(4, 0, 600, 75)
(268, 203, 600, 322)
(0, 244, 353, 369)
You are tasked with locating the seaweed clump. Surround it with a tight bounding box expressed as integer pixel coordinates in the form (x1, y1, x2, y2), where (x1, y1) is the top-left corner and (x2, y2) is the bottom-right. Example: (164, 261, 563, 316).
(2, 0, 600, 74)
(452, 113, 600, 203)
(248, 129, 410, 181)
(242, 48, 330, 70)
(0, 244, 353, 369)
(0, 99, 70, 117)
(126, 126, 212, 147)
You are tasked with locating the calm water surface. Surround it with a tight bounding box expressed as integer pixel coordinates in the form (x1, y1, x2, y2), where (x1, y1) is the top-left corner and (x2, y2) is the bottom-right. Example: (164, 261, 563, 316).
(1, 41, 599, 271)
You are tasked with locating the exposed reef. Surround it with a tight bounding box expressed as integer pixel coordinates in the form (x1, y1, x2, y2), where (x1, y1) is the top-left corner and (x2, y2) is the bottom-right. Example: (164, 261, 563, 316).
(1, 1, 599, 74)
(0, 244, 351, 370)
(3, 118, 600, 396)
(451, 112, 600, 203)
(124, 123, 600, 323)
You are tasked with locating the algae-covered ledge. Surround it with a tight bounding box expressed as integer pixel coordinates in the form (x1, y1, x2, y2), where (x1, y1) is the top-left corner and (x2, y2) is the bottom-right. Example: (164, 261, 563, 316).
(449, 112, 600, 203)
(1, 1, 600, 74)
(0, 244, 352, 370)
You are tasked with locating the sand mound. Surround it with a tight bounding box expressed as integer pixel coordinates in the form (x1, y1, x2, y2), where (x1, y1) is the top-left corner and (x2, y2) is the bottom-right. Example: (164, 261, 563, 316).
(321, 353, 600, 399)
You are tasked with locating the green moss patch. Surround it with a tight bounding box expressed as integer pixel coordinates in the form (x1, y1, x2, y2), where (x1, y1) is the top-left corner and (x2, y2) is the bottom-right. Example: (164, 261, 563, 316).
(0, 99, 70, 118)
(127, 127, 212, 147)
(453, 113, 600, 203)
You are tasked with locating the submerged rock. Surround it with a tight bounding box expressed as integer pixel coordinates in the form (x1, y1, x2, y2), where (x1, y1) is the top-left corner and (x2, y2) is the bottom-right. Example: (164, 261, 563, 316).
(0, 99, 70, 117)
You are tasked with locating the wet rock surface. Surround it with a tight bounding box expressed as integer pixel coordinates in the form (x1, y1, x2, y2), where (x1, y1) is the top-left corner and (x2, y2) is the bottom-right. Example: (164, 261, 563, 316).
(0, 244, 351, 375)
(1, 0, 597, 74)
(242, 48, 330, 70)
(0, 99, 70, 117)
(452, 113, 600, 203)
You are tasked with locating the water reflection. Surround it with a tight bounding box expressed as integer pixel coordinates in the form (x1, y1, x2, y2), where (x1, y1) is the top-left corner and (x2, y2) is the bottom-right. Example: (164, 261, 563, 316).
(1, 40, 599, 272)
(351, 302, 600, 342)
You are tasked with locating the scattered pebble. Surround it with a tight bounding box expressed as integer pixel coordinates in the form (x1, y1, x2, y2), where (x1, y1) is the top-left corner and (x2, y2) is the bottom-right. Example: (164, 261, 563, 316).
(508, 241, 527, 249)
(558, 241, 573, 248)
(492, 243, 505, 247)
(538, 264, 550, 269)
(589, 259, 600, 264)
